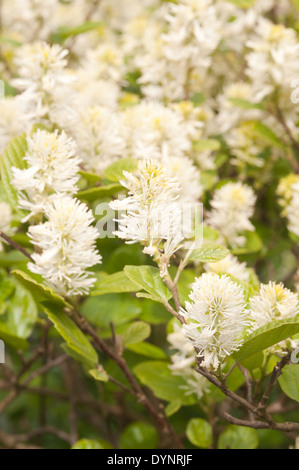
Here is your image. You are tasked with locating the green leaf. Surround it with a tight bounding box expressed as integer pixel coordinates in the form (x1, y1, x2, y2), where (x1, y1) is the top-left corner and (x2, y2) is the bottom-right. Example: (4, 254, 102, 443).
(133, 361, 196, 405)
(117, 321, 151, 346)
(189, 243, 230, 263)
(278, 365, 299, 402)
(232, 231, 262, 255)
(202, 225, 220, 241)
(226, 0, 257, 7)
(120, 422, 159, 450)
(0, 251, 28, 269)
(12, 270, 70, 309)
(104, 158, 138, 183)
(165, 400, 182, 417)
(91, 271, 141, 296)
(127, 342, 167, 359)
(252, 122, 284, 149)
(78, 170, 101, 183)
(77, 183, 123, 202)
(0, 134, 27, 212)
(228, 98, 263, 110)
(51, 21, 104, 43)
(0, 326, 28, 350)
(240, 352, 264, 371)
(82, 294, 142, 328)
(42, 301, 98, 369)
(72, 438, 112, 450)
(4, 282, 37, 339)
(218, 425, 258, 449)
(124, 266, 172, 303)
(192, 139, 221, 152)
(89, 366, 109, 383)
(234, 316, 299, 362)
(186, 418, 212, 449)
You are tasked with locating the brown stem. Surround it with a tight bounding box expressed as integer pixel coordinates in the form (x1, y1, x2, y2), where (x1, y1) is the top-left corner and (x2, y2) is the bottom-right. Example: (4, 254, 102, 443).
(73, 311, 184, 449)
(0, 231, 33, 261)
(258, 353, 291, 411)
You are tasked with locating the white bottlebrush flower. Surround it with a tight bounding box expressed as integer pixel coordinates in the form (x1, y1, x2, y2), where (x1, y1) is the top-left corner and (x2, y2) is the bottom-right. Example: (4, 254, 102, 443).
(0, 202, 14, 252)
(28, 197, 101, 296)
(81, 42, 125, 84)
(181, 273, 248, 370)
(205, 254, 250, 283)
(73, 106, 126, 175)
(168, 322, 209, 399)
(110, 160, 183, 247)
(250, 282, 299, 328)
(13, 42, 70, 90)
(12, 130, 81, 220)
(162, 0, 221, 65)
(13, 42, 76, 125)
(163, 156, 202, 203)
(285, 180, 299, 237)
(0, 97, 33, 154)
(122, 101, 192, 161)
(246, 20, 299, 101)
(207, 182, 256, 248)
(110, 159, 197, 277)
(216, 82, 263, 134)
(226, 122, 268, 168)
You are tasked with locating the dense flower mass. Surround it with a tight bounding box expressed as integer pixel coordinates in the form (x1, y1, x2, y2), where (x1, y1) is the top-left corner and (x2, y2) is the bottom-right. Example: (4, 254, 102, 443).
(181, 273, 248, 370)
(1, 0, 299, 449)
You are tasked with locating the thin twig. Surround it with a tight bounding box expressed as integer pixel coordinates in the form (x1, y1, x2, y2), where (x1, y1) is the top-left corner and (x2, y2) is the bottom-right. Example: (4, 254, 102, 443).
(0, 231, 33, 261)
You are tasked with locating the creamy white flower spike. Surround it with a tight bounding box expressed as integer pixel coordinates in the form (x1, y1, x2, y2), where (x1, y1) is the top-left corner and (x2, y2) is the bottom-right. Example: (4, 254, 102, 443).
(205, 254, 250, 283)
(111, 159, 181, 244)
(122, 101, 192, 161)
(168, 323, 209, 399)
(250, 282, 299, 354)
(13, 42, 76, 125)
(0, 202, 14, 252)
(28, 197, 101, 297)
(246, 20, 299, 101)
(110, 160, 195, 272)
(285, 180, 299, 237)
(14, 42, 70, 90)
(73, 106, 126, 175)
(250, 282, 299, 327)
(181, 273, 248, 370)
(0, 97, 33, 155)
(12, 130, 81, 221)
(207, 182, 256, 248)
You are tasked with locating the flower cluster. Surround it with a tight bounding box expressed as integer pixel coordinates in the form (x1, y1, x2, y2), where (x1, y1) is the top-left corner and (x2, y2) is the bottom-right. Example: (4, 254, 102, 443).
(181, 273, 248, 370)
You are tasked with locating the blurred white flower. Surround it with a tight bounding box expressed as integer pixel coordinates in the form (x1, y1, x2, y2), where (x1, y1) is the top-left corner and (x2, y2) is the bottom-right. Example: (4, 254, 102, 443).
(12, 130, 80, 220)
(250, 282, 299, 327)
(0, 202, 14, 252)
(205, 254, 250, 283)
(73, 106, 126, 175)
(285, 180, 299, 237)
(246, 20, 299, 101)
(168, 322, 209, 399)
(207, 182, 256, 248)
